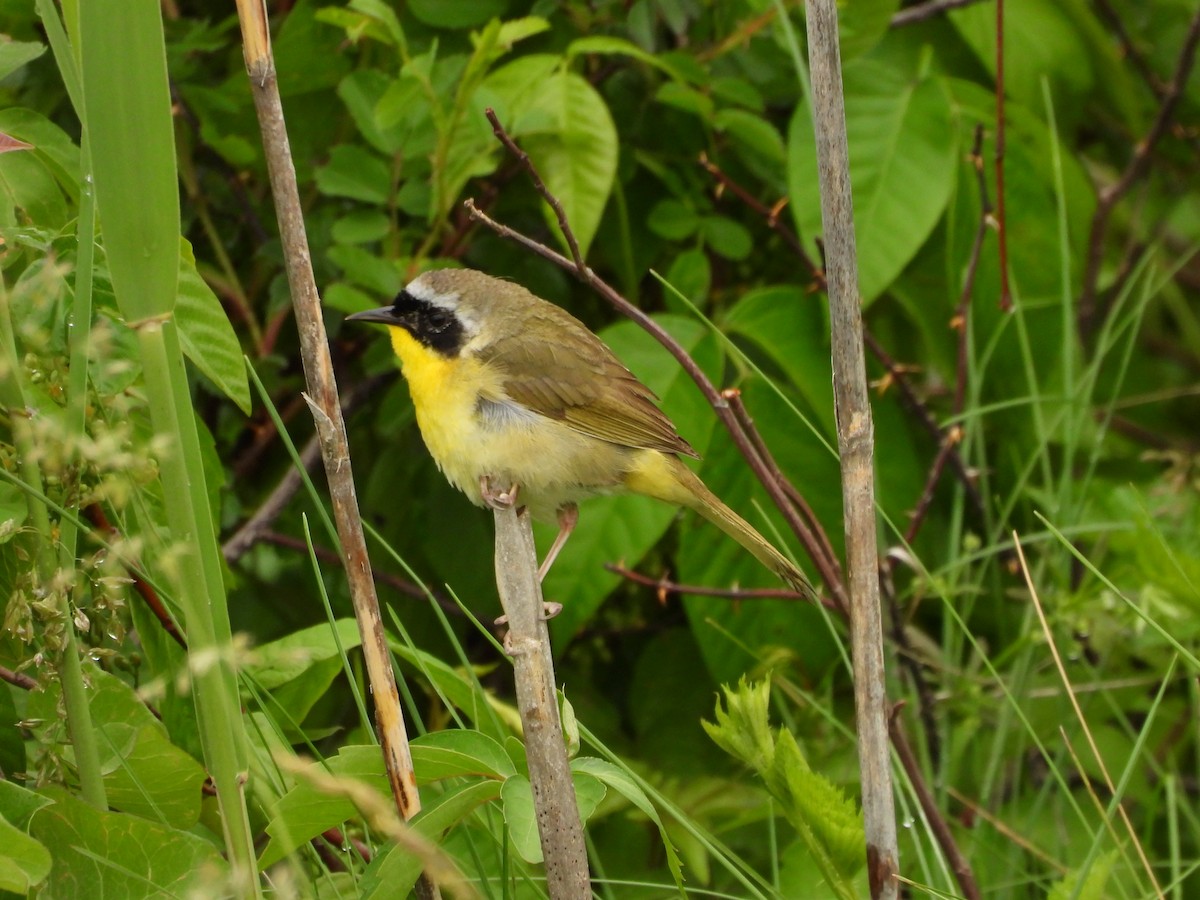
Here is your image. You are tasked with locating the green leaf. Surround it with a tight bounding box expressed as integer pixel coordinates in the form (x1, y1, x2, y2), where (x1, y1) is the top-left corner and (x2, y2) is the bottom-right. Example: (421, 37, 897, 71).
(408, 0, 507, 29)
(0, 137, 68, 229)
(0, 39, 46, 81)
(1047, 850, 1117, 900)
(28, 666, 208, 829)
(410, 729, 517, 781)
(30, 788, 227, 897)
(700, 215, 753, 261)
(573, 772, 607, 823)
(837, 0, 900, 61)
(481, 57, 619, 259)
(500, 774, 541, 863)
(81, 0, 179, 320)
(176, 239, 252, 414)
(571, 757, 685, 887)
(566, 35, 683, 79)
(788, 64, 956, 303)
(359, 780, 502, 897)
(0, 479, 27, 541)
(315, 144, 392, 204)
(714, 108, 785, 165)
(333, 209, 391, 244)
(246, 618, 363, 690)
(258, 745, 389, 868)
(647, 198, 700, 240)
(0, 814, 50, 893)
(0, 108, 81, 198)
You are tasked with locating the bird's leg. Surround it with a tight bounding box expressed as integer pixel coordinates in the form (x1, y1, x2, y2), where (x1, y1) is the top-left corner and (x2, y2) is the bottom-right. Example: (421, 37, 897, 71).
(537, 502, 579, 582)
(479, 475, 520, 510)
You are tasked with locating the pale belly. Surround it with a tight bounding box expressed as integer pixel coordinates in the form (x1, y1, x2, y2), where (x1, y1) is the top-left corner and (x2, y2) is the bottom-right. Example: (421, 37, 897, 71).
(392, 328, 633, 520)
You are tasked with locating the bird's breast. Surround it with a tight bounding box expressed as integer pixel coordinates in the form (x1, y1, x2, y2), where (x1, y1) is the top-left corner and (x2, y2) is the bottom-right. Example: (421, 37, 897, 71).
(389, 325, 632, 517)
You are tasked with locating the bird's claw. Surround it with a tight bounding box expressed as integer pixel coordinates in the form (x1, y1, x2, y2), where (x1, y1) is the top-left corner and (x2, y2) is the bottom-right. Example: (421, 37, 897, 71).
(480, 476, 520, 510)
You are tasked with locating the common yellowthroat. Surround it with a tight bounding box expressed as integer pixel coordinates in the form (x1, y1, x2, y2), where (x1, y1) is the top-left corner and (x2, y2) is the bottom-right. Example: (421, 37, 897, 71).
(347, 268, 814, 599)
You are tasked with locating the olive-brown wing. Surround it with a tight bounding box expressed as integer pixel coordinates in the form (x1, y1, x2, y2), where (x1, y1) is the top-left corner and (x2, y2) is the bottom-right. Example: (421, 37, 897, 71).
(477, 310, 698, 458)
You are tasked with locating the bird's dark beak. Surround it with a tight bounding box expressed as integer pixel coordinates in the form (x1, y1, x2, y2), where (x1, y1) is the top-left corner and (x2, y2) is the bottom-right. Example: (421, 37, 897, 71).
(345, 305, 402, 325)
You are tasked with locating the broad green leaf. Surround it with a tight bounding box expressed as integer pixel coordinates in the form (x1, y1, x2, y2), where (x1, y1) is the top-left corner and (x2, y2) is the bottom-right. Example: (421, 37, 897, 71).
(950, 0, 1094, 120)
(408, 0, 507, 29)
(246, 618, 363, 690)
(836, 0, 900, 61)
(571, 757, 685, 886)
(714, 108, 785, 165)
(0, 814, 50, 893)
(647, 198, 700, 240)
(500, 774, 540, 863)
(566, 35, 683, 79)
(315, 144, 392, 204)
(333, 209, 391, 244)
(700, 215, 753, 261)
(258, 745, 389, 868)
(573, 772, 607, 823)
(544, 315, 721, 639)
(481, 56, 619, 259)
(410, 729, 517, 781)
(0, 780, 53, 830)
(30, 788, 227, 897)
(28, 666, 207, 829)
(359, 780, 502, 898)
(0, 140, 68, 230)
(0, 108, 80, 199)
(0, 39, 45, 81)
(0, 479, 27, 541)
(1047, 850, 1117, 900)
(389, 643, 521, 740)
(81, 0, 179, 320)
(788, 64, 956, 303)
(177, 240, 252, 414)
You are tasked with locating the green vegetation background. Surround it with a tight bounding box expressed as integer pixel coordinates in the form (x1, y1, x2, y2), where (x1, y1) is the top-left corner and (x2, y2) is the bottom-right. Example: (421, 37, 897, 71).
(0, 0, 1198, 897)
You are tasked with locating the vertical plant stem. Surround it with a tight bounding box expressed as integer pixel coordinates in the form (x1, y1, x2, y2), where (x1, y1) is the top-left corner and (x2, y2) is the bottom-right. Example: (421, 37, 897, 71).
(137, 320, 259, 894)
(802, 1, 900, 897)
(0, 281, 106, 811)
(232, 6, 434, 896)
(493, 506, 590, 897)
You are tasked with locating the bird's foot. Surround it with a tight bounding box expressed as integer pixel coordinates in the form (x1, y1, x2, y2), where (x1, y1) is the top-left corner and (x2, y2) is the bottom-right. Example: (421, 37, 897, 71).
(493, 602, 563, 630)
(480, 475, 520, 510)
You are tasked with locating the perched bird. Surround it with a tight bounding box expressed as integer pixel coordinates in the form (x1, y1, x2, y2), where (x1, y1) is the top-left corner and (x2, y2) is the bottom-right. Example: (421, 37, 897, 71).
(347, 268, 814, 599)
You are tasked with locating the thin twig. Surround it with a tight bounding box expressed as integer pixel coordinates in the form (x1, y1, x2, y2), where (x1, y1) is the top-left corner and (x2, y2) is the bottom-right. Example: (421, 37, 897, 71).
(485, 110, 584, 271)
(1093, 0, 1167, 98)
(698, 152, 823, 282)
(605, 562, 840, 610)
(889, 708, 981, 900)
(890, 0, 987, 28)
(1081, 7, 1200, 333)
(0, 664, 36, 691)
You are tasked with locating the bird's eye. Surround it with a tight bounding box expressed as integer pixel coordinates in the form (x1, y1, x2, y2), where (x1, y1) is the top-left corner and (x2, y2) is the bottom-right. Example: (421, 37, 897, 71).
(426, 309, 451, 333)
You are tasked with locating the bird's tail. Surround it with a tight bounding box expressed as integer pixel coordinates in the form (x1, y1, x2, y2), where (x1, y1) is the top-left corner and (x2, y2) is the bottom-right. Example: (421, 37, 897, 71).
(628, 453, 818, 601)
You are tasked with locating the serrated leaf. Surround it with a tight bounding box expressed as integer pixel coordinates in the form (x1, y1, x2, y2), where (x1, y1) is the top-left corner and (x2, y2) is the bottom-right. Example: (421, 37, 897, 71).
(788, 64, 956, 303)
(176, 240, 251, 414)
